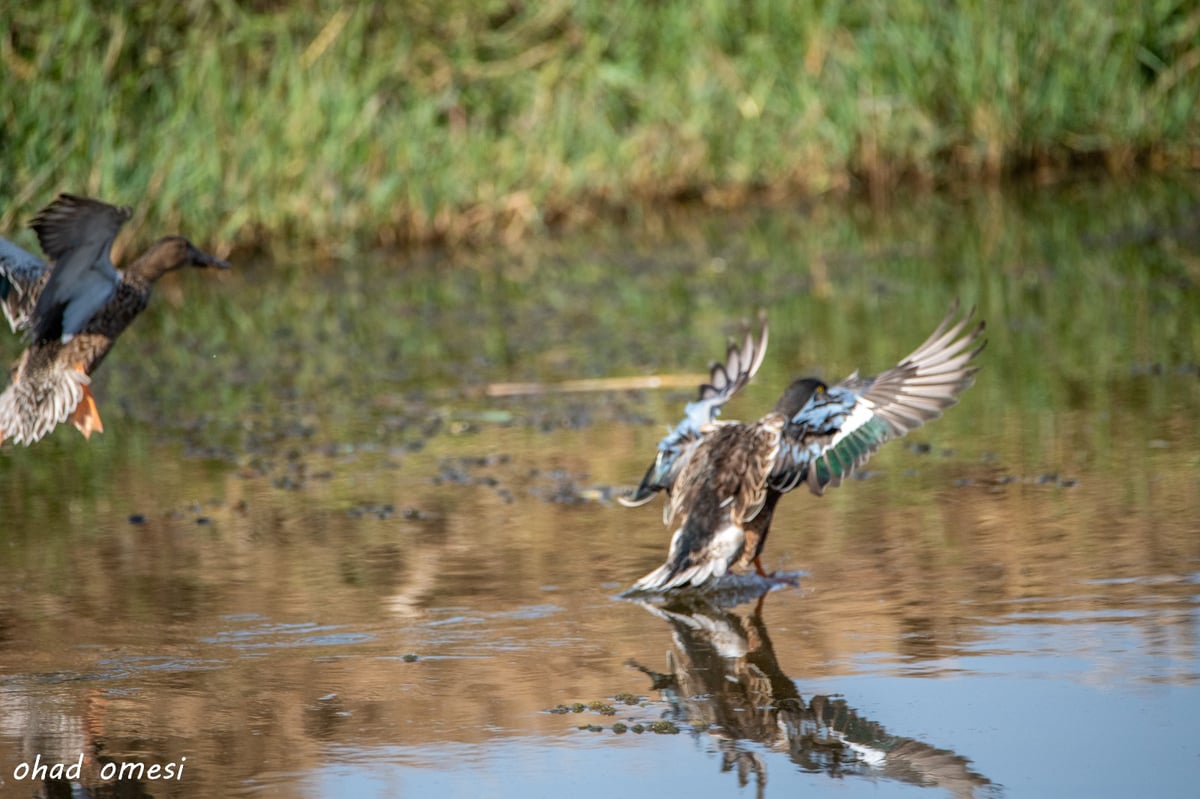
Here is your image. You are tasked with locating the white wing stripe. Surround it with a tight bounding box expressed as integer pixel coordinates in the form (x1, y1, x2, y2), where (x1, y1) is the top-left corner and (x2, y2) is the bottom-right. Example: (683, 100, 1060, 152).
(827, 400, 876, 449)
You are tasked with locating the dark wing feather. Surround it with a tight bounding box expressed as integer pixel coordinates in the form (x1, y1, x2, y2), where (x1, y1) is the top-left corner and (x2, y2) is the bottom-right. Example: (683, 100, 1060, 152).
(28, 194, 131, 341)
(30, 194, 132, 261)
(694, 311, 770, 411)
(770, 303, 985, 496)
(619, 312, 769, 507)
(0, 237, 50, 334)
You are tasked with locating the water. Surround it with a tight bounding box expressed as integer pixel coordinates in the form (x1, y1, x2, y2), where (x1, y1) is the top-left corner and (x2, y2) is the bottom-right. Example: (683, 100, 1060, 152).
(1, 174, 1198, 798)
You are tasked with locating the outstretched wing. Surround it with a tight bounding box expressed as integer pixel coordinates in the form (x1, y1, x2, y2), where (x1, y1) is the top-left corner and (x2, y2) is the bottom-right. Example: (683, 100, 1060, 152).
(620, 312, 769, 508)
(769, 303, 985, 496)
(28, 194, 131, 342)
(0, 237, 50, 334)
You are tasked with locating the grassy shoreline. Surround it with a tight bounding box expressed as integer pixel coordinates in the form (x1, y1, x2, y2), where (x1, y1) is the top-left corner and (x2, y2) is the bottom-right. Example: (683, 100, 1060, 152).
(3, 1, 1198, 254)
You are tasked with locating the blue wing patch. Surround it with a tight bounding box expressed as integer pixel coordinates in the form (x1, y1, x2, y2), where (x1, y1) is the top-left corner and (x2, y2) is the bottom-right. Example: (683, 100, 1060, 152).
(770, 386, 894, 495)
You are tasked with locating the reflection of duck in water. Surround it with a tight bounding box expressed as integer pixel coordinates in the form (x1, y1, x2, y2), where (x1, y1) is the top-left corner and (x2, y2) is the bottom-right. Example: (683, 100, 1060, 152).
(621, 304, 984, 591)
(630, 596, 997, 798)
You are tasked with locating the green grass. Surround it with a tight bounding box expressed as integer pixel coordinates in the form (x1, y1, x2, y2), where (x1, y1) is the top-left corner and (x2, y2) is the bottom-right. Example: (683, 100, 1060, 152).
(2, 1, 1198, 252)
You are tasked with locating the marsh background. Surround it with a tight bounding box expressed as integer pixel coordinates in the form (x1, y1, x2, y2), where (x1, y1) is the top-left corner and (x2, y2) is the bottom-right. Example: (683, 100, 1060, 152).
(1, 3, 1199, 798)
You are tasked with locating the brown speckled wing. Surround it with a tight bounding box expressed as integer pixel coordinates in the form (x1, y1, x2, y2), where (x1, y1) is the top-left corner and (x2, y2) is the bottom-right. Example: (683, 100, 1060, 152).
(0, 346, 90, 445)
(667, 421, 779, 530)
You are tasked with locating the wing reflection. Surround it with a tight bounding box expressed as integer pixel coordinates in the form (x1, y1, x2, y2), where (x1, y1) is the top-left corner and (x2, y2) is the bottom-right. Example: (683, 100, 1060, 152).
(629, 596, 998, 798)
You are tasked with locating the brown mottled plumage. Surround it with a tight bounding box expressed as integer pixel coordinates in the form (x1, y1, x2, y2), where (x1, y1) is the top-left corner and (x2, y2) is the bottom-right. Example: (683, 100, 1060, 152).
(626, 305, 985, 592)
(0, 194, 229, 446)
(634, 419, 784, 590)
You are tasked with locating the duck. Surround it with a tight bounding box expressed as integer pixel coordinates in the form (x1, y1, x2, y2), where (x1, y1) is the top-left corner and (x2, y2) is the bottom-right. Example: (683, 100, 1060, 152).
(0, 193, 230, 446)
(621, 303, 985, 591)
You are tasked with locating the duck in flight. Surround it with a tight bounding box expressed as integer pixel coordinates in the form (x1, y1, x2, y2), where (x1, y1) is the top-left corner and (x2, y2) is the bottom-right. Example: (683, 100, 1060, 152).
(0, 193, 229, 445)
(621, 304, 985, 591)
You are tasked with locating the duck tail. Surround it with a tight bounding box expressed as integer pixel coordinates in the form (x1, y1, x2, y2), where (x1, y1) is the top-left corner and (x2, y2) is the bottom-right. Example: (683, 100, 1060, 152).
(0, 357, 93, 446)
(631, 516, 745, 592)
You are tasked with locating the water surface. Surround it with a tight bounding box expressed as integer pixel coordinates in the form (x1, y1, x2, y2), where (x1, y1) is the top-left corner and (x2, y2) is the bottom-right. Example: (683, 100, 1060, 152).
(1, 175, 1198, 798)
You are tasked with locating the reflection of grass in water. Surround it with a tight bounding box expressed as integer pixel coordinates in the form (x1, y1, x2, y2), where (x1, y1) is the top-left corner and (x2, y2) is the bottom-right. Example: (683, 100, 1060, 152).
(34, 175, 1194, 440)
(1, 177, 1196, 586)
(2, 176, 1197, 473)
(2, 3, 1198, 249)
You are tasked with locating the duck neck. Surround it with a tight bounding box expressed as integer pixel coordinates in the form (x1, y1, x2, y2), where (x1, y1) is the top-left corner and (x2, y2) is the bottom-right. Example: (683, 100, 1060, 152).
(123, 239, 184, 286)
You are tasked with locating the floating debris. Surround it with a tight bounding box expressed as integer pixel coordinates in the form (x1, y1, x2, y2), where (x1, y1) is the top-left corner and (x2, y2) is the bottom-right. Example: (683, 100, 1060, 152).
(401, 507, 435, 520)
(588, 701, 616, 716)
(347, 503, 397, 520)
(953, 472, 1079, 489)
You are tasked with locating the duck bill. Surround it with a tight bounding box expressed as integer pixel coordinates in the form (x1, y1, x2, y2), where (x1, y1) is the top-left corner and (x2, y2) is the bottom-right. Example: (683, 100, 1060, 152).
(202, 252, 232, 269)
(188, 244, 231, 269)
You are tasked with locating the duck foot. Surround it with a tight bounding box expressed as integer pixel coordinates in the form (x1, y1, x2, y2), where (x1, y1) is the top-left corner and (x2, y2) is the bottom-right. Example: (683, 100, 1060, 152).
(752, 556, 800, 586)
(70, 366, 104, 440)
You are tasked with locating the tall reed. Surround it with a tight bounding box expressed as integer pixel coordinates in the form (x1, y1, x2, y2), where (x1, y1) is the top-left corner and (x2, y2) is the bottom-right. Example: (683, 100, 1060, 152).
(2, 1, 1197, 251)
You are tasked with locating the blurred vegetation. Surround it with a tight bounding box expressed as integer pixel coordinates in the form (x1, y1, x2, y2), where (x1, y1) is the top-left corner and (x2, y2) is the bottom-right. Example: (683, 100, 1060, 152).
(1, 0, 1198, 253)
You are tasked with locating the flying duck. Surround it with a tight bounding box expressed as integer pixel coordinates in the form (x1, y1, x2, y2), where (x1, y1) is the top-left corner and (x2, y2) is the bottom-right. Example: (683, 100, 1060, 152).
(0, 193, 229, 445)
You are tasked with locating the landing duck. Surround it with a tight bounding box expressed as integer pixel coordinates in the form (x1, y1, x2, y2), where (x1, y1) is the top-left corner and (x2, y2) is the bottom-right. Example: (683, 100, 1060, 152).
(622, 304, 985, 591)
(0, 193, 229, 445)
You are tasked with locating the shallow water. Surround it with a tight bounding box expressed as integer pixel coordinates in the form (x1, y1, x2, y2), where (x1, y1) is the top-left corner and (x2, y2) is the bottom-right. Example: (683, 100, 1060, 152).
(1, 175, 1198, 798)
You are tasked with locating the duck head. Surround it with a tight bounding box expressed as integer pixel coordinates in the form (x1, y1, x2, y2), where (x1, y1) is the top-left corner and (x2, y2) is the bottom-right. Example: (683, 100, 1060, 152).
(773, 377, 827, 418)
(130, 236, 230, 282)
(163, 236, 230, 270)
